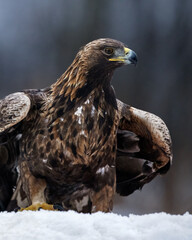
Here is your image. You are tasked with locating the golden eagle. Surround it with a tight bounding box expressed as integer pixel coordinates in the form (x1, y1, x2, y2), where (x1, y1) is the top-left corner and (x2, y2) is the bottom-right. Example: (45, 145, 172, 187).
(0, 38, 172, 212)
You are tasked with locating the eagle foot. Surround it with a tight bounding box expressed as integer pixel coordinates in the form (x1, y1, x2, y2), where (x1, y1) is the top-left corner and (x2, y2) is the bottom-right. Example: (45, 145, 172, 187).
(19, 203, 64, 211)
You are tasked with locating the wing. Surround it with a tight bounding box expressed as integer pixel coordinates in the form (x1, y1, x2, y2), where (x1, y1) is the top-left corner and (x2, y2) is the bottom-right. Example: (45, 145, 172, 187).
(0, 92, 31, 210)
(0, 92, 31, 133)
(116, 99, 172, 196)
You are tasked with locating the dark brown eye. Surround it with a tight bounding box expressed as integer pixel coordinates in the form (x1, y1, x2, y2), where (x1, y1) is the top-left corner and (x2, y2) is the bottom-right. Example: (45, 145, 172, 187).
(104, 47, 114, 55)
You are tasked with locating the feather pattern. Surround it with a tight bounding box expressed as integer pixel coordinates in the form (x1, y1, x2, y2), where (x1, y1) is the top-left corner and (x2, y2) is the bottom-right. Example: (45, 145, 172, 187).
(0, 38, 172, 212)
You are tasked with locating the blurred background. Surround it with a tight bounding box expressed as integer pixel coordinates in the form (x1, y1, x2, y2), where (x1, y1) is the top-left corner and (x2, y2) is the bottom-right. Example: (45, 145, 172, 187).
(0, 0, 191, 215)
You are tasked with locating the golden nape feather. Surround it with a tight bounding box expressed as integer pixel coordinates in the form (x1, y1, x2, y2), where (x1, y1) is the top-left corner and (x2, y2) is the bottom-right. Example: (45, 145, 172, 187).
(0, 38, 172, 213)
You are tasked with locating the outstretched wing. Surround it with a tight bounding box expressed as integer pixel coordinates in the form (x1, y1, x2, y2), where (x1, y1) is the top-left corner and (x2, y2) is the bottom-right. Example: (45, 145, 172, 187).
(116, 99, 172, 196)
(0, 92, 31, 210)
(0, 92, 31, 133)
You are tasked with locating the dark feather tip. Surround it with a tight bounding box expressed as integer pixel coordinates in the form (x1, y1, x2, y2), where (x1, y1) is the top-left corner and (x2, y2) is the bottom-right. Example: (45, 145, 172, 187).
(53, 204, 65, 211)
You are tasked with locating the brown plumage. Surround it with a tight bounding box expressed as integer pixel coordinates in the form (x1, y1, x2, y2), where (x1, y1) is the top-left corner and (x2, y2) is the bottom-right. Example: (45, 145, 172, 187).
(0, 38, 172, 212)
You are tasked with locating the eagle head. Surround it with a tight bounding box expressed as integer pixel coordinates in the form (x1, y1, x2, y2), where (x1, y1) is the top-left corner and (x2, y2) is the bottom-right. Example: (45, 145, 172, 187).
(51, 38, 137, 108)
(77, 38, 137, 72)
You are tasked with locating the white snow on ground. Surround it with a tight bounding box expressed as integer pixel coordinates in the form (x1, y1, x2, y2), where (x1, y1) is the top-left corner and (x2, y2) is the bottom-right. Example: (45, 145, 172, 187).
(0, 211, 191, 240)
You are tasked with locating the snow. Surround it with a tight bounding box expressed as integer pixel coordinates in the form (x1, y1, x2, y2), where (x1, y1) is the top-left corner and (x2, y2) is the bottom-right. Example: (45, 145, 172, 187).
(0, 211, 191, 240)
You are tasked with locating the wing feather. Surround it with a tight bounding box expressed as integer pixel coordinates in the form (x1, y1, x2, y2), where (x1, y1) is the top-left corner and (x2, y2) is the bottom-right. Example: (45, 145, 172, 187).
(116, 99, 172, 196)
(0, 92, 31, 133)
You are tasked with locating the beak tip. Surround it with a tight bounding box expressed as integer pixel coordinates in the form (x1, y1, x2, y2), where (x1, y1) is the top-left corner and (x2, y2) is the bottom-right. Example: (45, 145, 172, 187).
(129, 50, 138, 65)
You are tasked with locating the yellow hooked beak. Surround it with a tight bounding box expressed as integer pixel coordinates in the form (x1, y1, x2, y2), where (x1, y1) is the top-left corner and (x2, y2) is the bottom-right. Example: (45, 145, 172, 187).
(109, 47, 137, 65)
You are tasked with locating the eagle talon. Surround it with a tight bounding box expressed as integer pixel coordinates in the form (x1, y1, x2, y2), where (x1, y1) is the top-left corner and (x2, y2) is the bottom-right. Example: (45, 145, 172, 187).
(53, 204, 65, 211)
(19, 203, 57, 211)
(14, 207, 21, 212)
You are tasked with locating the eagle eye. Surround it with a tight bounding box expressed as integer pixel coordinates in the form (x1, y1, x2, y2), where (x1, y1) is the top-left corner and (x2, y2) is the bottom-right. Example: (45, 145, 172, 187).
(104, 47, 114, 56)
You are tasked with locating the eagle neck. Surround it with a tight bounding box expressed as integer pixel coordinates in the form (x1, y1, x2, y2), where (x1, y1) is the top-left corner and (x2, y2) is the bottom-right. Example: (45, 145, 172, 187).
(48, 57, 117, 112)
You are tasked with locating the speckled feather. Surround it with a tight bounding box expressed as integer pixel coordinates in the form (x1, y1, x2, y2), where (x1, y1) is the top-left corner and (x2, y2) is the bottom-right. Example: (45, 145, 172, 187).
(0, 38, 172, 212)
